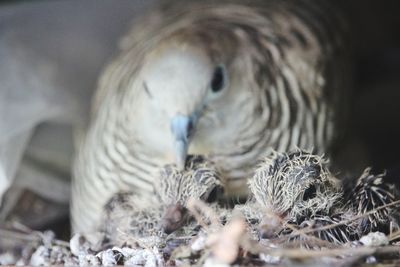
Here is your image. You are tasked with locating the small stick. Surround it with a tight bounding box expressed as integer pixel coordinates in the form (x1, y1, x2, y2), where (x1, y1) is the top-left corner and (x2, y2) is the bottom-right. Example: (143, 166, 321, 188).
(286, 200, 400, 238)
(262, 244, 400, 259)
(0, 227, 70, 247)
(186, 198, 221, 230)
(263, 209, 340, 247)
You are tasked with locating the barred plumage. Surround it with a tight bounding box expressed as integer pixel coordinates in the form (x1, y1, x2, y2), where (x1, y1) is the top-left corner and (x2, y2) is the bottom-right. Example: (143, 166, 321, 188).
(72, 0, 350, 233)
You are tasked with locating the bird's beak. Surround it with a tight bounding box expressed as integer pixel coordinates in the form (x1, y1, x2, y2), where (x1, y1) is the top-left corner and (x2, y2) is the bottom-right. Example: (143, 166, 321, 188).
(171, 114, 196, 170)
(161, 203, 188, 234)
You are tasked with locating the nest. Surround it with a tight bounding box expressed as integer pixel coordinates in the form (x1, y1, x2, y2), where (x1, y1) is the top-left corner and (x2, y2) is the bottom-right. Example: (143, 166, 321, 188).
(1, 151, 400, 266)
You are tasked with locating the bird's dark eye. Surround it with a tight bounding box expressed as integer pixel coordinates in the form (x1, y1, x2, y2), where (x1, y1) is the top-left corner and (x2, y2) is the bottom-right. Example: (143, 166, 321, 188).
(303, 185, 317, 201)
(205, 186, 224, 203)
(210, 65, 226, 93)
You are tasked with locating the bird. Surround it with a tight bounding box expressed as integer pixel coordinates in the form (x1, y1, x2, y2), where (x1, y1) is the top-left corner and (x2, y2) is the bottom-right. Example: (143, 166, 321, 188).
(102, 155, 224, 246)
(244, 150, 354, 246)
(285, 168, 400, 247)
(248, 150, 342, 223)
(246, 150, 400, 247)
(71, 0, 351, 234)
(344, 168, 400, 235)
(232, 150, 346, 243)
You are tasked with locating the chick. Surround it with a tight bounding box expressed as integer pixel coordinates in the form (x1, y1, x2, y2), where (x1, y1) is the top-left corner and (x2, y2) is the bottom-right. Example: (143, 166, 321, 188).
(247, 150, 400, 247)
(248, 150, 342, 223)
(103, 193, 163, 247)
(157, 156, 224, 233)
(289, 168, 400, 246)
(345, 168, 400, 235)
(103, 155, 224, 247)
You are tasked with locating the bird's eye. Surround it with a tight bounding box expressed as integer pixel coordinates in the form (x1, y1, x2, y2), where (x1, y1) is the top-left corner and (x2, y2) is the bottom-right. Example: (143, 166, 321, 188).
(205, 186, 224, 203)
(303, 185, 317, 201)
(210, 65, 226, 93)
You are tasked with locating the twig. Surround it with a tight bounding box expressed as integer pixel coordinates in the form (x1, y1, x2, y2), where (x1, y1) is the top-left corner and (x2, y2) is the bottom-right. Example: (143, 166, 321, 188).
(0, 227, 69, 247)
(389, 230, 400, 242)
(115, 228, 153, 251)
(286, 200, 400, 238)
(261, 244, 400, 259)
(0, 228, 41, 243)
(262, 208, 340, 248)
(186, 198, 221, 231)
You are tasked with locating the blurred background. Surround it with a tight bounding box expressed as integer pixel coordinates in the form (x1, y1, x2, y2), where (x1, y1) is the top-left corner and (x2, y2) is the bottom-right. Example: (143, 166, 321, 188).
(339, 0, 400, 172)
(0, 0, 399, 238)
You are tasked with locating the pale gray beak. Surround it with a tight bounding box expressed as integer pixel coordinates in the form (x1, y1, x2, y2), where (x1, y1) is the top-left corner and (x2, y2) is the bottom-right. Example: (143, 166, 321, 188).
(171, 114, 196, 170)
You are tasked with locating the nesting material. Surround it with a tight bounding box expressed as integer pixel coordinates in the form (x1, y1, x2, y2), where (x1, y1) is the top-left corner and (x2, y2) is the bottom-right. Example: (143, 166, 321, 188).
(359, 232, 389, 247)
(3, 151, 400, 266)
(284, 212, 359, 248)
(206, 217, 247, 264)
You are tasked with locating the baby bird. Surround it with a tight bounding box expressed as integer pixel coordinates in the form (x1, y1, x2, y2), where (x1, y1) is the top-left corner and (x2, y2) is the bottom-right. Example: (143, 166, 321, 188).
(103, 193, 162, 246)
(103, 155, 224, 247)
(248, 150, 342, 223)
(237, 150, 343, 242)
(295, 169, 400, 246)
(157, 156, 224, 233)
(345, 168, 400, 235)
(246, 150, 400, 247)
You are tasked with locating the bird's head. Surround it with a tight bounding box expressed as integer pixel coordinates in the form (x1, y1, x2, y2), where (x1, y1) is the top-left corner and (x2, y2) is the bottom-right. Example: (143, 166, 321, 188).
(112, 4, 274, 171)
(139, 37, 233, 169)
(157, 155, 224, 233)
(249, 150, 342, 222)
